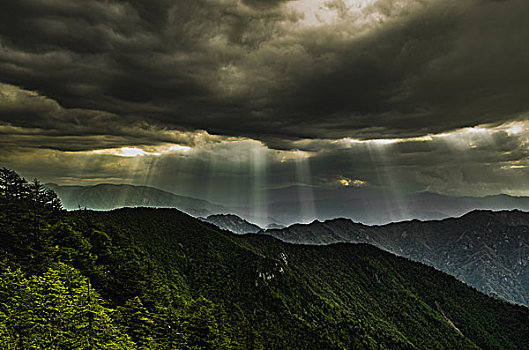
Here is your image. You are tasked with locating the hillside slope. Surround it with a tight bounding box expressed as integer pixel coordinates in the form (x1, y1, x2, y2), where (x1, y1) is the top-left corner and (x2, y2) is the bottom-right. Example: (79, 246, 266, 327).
(87, 207, 529, 349)
(264, 210, 529, 305)
(201, 214, 262, 234)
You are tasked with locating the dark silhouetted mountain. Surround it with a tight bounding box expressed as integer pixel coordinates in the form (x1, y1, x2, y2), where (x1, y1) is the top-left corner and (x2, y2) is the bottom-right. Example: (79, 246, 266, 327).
(45, 183, 229, 217)
(201, 214, 262, 234)
(264, 210, 529, 305)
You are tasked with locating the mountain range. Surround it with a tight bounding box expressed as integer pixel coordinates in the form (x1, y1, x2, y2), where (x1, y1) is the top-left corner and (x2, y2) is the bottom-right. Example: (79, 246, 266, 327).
(86, 207, 529, 349)
(2, 169, 529, 348)
(42, 181, 529, 306)
(46, 182, 529, 226)
(45, 183, 230, 217)
(257, 186, 529, 225)
(263, 210, 529, 306)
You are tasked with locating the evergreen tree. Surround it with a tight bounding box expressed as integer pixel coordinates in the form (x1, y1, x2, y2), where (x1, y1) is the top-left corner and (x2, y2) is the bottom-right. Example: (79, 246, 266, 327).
(0, 263, 136, 349)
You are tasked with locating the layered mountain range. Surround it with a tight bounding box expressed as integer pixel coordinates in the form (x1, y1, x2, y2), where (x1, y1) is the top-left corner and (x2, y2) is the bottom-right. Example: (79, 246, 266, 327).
(263, 210, 529, 306)
(46, 182, 529, 226)
(43, 182, 529, 306)
(258, 186, 529, 225)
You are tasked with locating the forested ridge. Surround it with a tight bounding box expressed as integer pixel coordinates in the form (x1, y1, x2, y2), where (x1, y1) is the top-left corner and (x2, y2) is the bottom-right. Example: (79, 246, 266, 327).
(1, 168, 528, 349)
(263, 212, 529, 305)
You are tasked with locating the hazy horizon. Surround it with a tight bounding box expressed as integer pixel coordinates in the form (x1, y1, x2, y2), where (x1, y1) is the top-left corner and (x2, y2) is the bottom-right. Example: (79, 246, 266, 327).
(38, 180, 529, 228)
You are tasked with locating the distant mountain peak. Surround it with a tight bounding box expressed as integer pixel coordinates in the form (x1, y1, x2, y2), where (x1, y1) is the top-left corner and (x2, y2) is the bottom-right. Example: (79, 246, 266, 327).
(203, 213, 262, 234)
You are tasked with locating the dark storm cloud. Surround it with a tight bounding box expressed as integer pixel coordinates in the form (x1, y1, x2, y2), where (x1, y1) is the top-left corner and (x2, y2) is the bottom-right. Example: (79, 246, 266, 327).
(0, 0, 528, 146)
(257, 0, 529, 142)
(0, 83, 244, 152)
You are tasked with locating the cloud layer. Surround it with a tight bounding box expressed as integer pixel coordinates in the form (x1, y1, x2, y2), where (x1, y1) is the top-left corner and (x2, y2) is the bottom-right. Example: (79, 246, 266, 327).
(1, 0, 529, 206)
(1, 0, 528, 145)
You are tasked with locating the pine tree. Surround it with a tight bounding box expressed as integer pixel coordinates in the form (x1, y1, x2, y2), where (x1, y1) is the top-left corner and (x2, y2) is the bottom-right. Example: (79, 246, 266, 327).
(0, 262, 136, 349)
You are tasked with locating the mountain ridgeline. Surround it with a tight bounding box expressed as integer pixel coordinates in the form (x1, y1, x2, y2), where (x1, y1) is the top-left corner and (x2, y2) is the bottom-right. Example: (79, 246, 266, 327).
(45, 182, 529, 226)
(263, 211, 529, 306)
(46, 183, 229, 217)
(238, 186, 529, 225)
(200, 214, 262, 234)
(1, 168, 529, 349)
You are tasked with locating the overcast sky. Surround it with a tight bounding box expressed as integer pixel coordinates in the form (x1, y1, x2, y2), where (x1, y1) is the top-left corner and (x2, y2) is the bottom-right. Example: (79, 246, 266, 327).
(1, 0, 529, 208)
